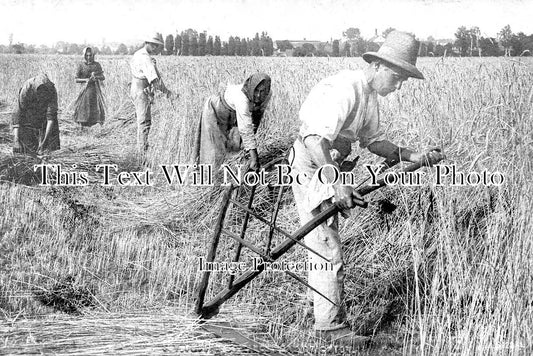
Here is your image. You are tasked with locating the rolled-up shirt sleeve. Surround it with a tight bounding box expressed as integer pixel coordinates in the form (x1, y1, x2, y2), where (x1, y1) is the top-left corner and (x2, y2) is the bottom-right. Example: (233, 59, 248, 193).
(143, 58, 159, 84)
(224, 85, 258, 150)
(131, 49, 159, 83)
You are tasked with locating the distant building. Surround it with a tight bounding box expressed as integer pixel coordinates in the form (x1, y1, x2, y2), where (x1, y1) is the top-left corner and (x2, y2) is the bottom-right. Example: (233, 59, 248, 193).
(276, 39, 330, 56)
(435, 39, 454, 46)
(288, 39, 324, 48)
(368, 29, 385, 45)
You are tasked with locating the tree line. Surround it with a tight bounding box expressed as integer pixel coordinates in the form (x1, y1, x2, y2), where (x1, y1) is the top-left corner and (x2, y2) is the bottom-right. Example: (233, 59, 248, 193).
(165, 29, 274, 56)
(2, 25, 532, 57)
(0, 29, 275, 56)
(451, 25, 533, 57)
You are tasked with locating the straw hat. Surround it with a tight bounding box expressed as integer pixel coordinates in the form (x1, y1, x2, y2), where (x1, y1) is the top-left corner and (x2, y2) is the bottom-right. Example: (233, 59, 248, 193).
(146, 33, 164, 46)
(363, 31, 424, 79)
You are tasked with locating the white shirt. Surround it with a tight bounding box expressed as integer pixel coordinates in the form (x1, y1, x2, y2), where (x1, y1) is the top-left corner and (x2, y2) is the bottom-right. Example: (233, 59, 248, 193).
(130, 47, 159, 83)
(223, 84, 270, 150)
(299, 70, 384, 148)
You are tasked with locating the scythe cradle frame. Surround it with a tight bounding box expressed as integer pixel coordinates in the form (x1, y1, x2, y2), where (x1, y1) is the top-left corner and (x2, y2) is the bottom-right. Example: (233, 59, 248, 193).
(195, 157, 426, 319)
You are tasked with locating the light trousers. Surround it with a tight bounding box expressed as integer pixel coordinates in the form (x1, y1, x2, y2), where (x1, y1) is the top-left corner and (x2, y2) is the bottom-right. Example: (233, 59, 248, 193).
(290, 139, 347, 331)
(131, 80, 152, 156)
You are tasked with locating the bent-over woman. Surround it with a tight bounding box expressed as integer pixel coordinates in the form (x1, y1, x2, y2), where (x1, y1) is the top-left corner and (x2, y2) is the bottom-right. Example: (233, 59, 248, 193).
(12, 73, 60, 155)
(73, 47, 105, 128)
(193, 73, 271, 172)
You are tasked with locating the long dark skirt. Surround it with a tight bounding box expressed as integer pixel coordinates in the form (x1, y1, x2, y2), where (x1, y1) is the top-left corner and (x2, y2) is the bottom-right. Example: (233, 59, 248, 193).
(18, 120, 60, 155)
(73, 82, 105, 127)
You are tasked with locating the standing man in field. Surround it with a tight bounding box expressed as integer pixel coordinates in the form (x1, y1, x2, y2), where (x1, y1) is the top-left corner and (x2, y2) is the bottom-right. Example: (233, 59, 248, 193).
(12, 73, 60, 155)
(290, 31, 443, 345)
(130, 32, 173, 161)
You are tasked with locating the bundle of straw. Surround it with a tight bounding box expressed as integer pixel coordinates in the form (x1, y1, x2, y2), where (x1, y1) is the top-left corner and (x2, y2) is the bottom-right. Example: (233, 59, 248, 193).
(2, 307, 283, 355)
(0, 145, 119, 186)
(0, 154, 41, 185)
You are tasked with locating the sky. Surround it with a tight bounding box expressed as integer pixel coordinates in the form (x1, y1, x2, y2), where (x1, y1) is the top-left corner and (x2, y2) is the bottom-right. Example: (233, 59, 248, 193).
(1, 0, 533, 46)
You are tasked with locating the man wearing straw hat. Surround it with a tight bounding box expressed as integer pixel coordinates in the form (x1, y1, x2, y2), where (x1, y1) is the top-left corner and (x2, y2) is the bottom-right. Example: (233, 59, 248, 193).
(130, 32, 172, 160)
(290, 31, 443, 345)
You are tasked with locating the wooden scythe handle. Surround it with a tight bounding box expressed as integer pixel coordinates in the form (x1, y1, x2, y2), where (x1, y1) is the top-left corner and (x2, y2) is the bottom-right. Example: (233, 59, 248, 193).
(198, 161, 427, 318)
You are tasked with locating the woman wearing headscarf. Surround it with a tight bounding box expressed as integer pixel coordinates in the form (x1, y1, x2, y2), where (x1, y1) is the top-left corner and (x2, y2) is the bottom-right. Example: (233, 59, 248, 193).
(73, 47, 106, 128)
(192, 73, 272, 172)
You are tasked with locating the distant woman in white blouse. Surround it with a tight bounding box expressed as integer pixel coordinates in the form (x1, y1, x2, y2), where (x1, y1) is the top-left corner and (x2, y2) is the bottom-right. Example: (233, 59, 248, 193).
(192, 73, 272, 172)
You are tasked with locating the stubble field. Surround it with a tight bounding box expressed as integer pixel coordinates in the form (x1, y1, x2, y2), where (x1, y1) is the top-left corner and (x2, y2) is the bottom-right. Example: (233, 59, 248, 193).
(0, 54, 532, 355)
